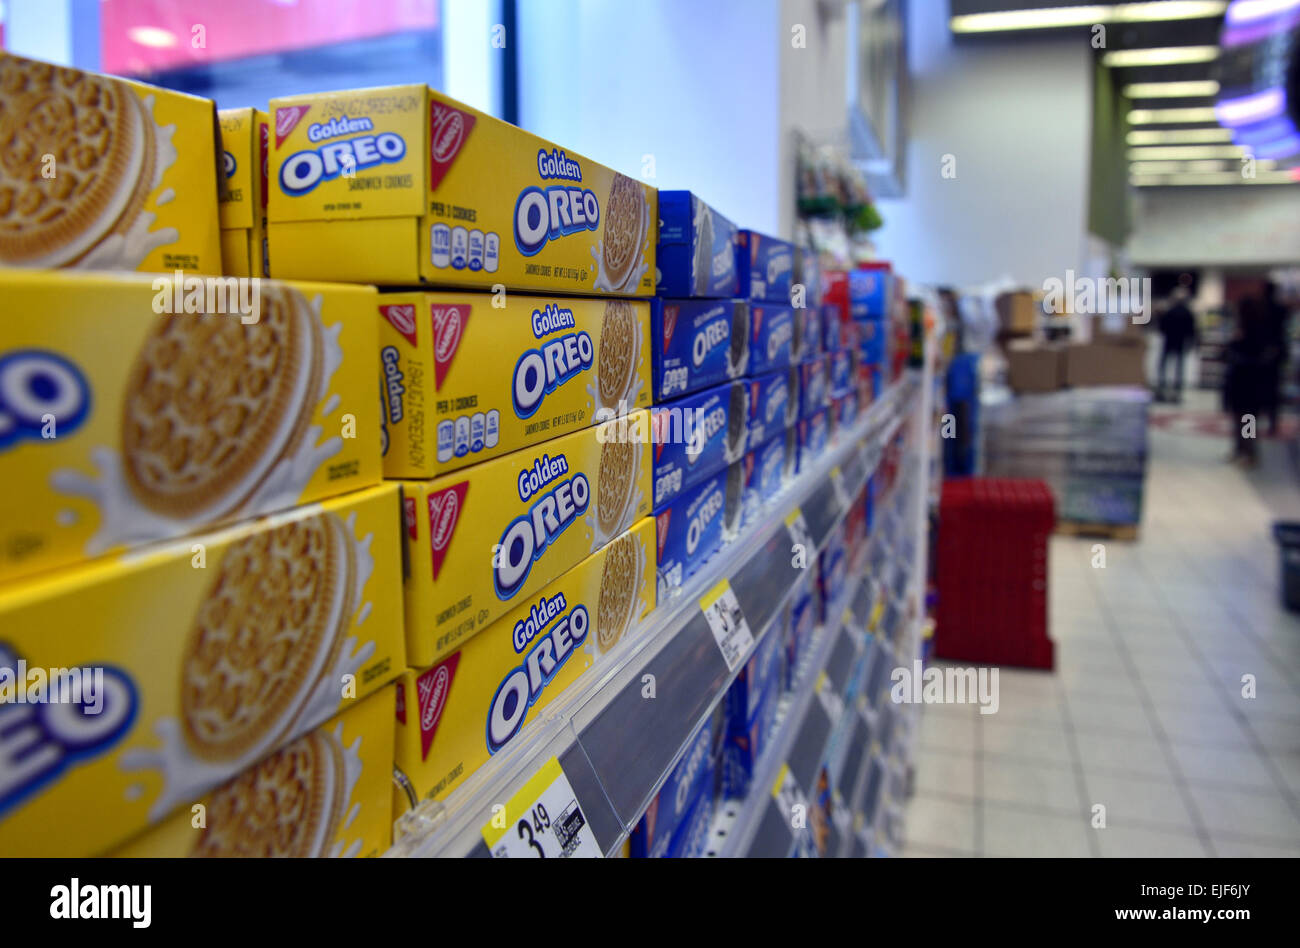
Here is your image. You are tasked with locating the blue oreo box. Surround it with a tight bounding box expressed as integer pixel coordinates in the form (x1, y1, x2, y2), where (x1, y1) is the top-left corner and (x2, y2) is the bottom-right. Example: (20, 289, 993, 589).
(857, 315, 887, 364)
(657, 190, 741, 298)
(737, 230, 795, 302)
(722, 678, 780, 798)
(799, 356, 829, 420)
(796, 408, 830, 474)
(664, 780, 715, 858)
(740, 430, 794, 528)
(727, 623, 785, 726)
(829, 348, 856, 398)
(749, 304, 795, 375)
(744, 369, 799, 446)
(849, 267, 891, 318)
(629, 719, 714, 858)
(652, 298, 750, 400)
(652, 381, 750, 511)
(793, 305, 824, 362)
(655, 461, 744, 597)
(833, 390, 860, 433)
(786, 574, 818, 688)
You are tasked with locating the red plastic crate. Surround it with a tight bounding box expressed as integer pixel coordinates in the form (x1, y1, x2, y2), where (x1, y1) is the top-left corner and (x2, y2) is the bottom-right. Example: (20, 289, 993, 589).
(935, 478, 1055, 670)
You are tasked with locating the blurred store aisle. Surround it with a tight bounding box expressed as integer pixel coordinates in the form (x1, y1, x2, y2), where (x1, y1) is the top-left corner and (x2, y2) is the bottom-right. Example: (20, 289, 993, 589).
(904, 393, 1300, 857)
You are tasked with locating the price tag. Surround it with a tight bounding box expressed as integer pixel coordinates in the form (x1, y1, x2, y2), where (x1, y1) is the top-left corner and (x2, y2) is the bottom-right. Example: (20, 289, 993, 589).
(868, 599, 885, 631)
(482, 757, 601, 858)
(700, 579, 754, 672)
(814, 671, 844, 725)
(784, 506, 815, 560)
(829, 465, 851, 511)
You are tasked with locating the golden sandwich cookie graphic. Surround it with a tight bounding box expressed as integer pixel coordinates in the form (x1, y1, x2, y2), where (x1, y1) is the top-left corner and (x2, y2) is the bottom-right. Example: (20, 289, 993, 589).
(180, 511, 354, 763)
(122, 284, 323, 521)
(596, 438, 636, 540)
(595, 530, 641, 653)
(0, 59, 162, 267)
(191, 729, 347, 858)
(597, 299, 637, 408)
(601, 173, 647, 291)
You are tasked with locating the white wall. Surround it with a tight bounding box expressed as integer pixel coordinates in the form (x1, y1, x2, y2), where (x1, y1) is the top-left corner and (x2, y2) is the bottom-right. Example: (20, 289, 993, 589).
(1128, 187, 1300, 268)
(516, 0, 782, 235)
(873, 5, 1093, 290)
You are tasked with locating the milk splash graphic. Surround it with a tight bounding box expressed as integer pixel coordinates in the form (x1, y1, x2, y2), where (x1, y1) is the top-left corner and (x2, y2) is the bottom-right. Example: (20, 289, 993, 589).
(76, 95, 181, 271)
(120, 510, 378, 821)
(589, 196, 651, 293)
(51, 298, 346, 555)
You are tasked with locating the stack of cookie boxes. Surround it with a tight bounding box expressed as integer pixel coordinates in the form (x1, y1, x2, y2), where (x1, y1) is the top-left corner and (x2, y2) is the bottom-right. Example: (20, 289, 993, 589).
(251, 83, 660, 819)
(0, 52, 404, 858)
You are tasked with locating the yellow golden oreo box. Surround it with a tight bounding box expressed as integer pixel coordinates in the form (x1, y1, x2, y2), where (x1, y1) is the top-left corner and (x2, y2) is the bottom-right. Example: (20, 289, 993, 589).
(394, 519, 655, 809)
(268, 84, 655, 293)
(111, 683, 396, 858)
(379, 293, 651, 478)
(0, 51, 222, 274)
(0, 483, 404, 858)
(0, 269, 380, 585)
(218, 107, 270, 277)
(398, 410, 651, 667)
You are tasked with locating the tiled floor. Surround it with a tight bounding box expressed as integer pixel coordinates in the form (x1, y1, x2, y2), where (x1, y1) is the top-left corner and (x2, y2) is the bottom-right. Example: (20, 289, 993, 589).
(903, 391, 1300, 857)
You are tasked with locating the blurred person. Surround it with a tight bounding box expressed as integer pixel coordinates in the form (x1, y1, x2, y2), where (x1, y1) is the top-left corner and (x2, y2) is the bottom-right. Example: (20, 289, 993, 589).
(1223, 298, 1270, 467)
(1260, 281, 1291, 435)
(1156, 287, 1197, 403)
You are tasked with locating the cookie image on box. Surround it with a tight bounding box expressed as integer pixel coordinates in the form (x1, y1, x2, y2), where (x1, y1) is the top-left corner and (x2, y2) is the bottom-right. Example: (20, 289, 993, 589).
(123, 284, 323, 521)
(0, 58, 178, 269)
(597, 299, 638, 410)
(180, 511, 354, 763)
(600, 173, 647, 292)
(595, 530, 642, 654)
(726, 383, 749, 462)
(191, 724, 359, 858)
(596, 438, 637, 541)
(729, 303, 750, 377)
(693, 205, 714, 297)
(724, 460, 745, 541)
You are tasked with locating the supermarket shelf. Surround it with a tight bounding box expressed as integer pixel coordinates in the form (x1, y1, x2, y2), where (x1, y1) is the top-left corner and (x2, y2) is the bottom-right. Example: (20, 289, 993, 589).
(386, 375, 920, 859)
(716, 460, 925, 858)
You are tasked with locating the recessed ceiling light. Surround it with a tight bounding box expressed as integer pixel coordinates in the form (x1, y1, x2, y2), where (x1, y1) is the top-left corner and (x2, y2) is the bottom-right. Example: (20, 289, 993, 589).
(1128, 107, 1220, 123)
(1123, 80, 1221, 97)
(1102, 46, 1221, 67)
(1130, 169, 1294, 185)
(127, 26, 178, 49)
(951, 2, 1225, 32)
(1127, 128, 1235, 144)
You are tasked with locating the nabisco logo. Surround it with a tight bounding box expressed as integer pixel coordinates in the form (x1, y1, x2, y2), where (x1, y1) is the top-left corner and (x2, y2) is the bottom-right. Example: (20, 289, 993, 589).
(663, 304, 679, 346)
(275, 105, 310, 148)
(431, 304, 469, 390)
(429, 102, 476, 190)
(381, 304, 417, 347)
(416, 654, 459, 758)
(656, 509, 671, 551)
(427, 482, 467, 581)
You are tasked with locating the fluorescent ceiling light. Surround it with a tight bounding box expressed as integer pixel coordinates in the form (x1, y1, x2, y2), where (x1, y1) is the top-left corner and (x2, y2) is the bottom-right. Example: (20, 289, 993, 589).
(1215, 87, 1287, 126)
(1130, 158, 1275, 171)
(1127, 128, 1235, 144)
(1128, 107, 1220, 123)
(1127, 145, 1250, 159)
(951, 2, 1225, 32)
(1225, 0, 1300, 25)
(1102, 46, 1220, 66)
(1130, 170, 1294, 185)
(127, 26, 178, 48)
(1123, 80, 1221, 97)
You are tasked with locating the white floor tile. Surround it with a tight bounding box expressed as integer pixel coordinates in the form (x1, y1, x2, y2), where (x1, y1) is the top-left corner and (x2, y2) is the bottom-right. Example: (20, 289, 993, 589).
(981, 803, 1093, 857)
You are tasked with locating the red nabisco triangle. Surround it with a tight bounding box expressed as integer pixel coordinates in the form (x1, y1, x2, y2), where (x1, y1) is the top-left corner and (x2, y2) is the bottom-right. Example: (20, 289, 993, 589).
(430, 304, 471, 391)
(656, 509, 671, 552)
(403, 496, 417, 539)
(275, 105, 310, 148)
(395, 680, 406, 725)
(258, 120, 269, 211)
(663, 304, 679, 348)
(416, 653, 461, 759)
(651, 409, 666, 462)
(429, 100, 477, 190)
(381, 304, 419, 347)
(427, 482, 469, 581)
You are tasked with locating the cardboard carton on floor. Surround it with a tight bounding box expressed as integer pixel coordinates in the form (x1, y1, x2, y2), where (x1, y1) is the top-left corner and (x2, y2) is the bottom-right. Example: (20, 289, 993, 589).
(1065, 342, 1147, 388)
(1006, 342, 1064, 394)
